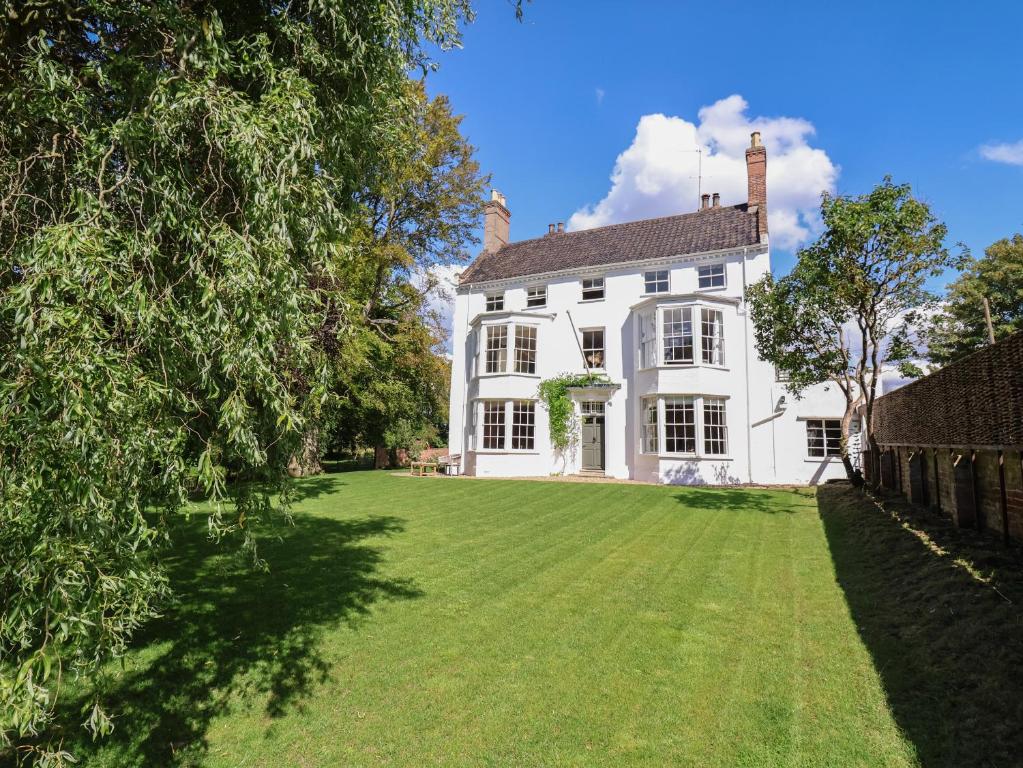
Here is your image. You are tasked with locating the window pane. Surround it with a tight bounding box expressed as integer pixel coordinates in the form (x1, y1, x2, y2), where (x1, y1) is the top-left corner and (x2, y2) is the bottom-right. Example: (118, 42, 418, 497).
(527, 286, 546, 307)
(486, 293, 504, 311)
(582, 328, 605, 368)
(512, 401, 535, 450)
(514, 325, 537, 374)
(663, 307, 693, 365)
(581, 401, 605, 415)
(642, 397, 659, 453)
(703, 398, 728, 455)
(485, 326, 507, 373)
(640, 312, 657, 368)
(582, 277, 604, 300)
(644, 269, 669, 294)
(806, 419, 843, 457)
(483, 401, 505, 449)
(701, 308, 725, 365)
(664, 397, 696, 453)
(698, 263, 726, 289)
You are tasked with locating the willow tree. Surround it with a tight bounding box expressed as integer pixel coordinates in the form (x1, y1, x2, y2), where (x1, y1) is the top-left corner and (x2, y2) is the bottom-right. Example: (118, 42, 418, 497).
(747, 179, 961, 484)
(0, 1, 470, 761)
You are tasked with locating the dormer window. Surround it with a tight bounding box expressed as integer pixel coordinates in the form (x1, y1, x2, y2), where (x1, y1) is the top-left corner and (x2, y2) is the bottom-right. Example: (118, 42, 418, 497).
(486, 292, 504, 311)
(644, 269, 669, 294)
(581, 277, 605, 301)
(698, 263, 726, 289)
(526, 285, 547, 308)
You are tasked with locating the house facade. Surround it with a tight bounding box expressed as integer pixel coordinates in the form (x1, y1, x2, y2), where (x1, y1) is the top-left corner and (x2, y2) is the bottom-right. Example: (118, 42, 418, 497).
(447, 132, 850, 485)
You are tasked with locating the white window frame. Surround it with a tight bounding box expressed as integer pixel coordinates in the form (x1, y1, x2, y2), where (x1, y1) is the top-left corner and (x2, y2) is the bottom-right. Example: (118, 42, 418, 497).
(806, 418, 843, 458)
(581, 276, 605, 301)
(702, 398, 728, 456)
(644, 269, 669, 294)
(477, 399, 538, 452)
(511, 401, 536, 450)
(640, 394, 730, 459)
(485, 292, 505, 312)
(581, 327, 605, 370)
(481, 400, 506, 450)
(484, 325, 508, 374)
(514, 324, 537, 374)
(526, 285, 547, 308)
(639, 311, 657, 369)
(663, 396, 697, 455)
(697, 263, 726, 290)
(662, 307, 694, 366)
(700, 308, 725, 366)
(641, 397, 659, 454)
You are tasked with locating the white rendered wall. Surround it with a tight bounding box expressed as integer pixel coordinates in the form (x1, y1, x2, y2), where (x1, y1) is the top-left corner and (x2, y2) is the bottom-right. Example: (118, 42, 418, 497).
(447, 245, 850, 485)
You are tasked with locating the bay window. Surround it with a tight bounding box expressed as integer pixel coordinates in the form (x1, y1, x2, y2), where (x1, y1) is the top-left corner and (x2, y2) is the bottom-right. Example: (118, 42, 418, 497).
(641, 397, 659, 453)
(640, 395, 730, 457)
(485, 325, 508, 373)
(700, 309, 725, 365)
(662, 307, 694, 365)
(478, 400, 537, 451)
(640, 311, 657, 368)
(515, 325, 537, 374)
(482, 401, 506, 449)
(664, 397, 696, 453)
(703, 398, 728, 455)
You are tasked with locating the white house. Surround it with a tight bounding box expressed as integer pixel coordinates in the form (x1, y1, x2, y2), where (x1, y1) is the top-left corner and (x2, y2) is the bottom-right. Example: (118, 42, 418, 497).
(447, 132, 849, 485)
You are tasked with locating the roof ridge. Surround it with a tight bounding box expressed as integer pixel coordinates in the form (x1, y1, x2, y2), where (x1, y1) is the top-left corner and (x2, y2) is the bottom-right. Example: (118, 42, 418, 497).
(502, 203, 750, 249)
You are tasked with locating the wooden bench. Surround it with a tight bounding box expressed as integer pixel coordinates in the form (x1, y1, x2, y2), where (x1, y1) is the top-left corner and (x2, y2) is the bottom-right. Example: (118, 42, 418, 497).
(409, 461, 440, 477)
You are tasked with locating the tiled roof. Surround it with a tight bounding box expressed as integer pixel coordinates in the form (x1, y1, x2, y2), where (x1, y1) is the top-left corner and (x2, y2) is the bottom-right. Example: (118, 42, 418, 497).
(460, 204, 763, 284)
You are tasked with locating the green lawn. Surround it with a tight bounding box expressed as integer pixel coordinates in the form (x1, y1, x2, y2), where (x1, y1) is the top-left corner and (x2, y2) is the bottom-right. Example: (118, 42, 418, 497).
(48, 471, 1023, 767)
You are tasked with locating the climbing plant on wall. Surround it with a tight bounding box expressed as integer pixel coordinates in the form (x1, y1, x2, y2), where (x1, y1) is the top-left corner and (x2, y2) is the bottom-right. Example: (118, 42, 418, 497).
(536, 373, 612, 451)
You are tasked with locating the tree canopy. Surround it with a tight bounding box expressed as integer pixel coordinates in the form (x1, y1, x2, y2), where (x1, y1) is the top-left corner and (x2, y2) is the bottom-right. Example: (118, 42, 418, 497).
(925, 233, 1023, 366)
(0, 1, 471, 761)
(747, 178, 961, 482)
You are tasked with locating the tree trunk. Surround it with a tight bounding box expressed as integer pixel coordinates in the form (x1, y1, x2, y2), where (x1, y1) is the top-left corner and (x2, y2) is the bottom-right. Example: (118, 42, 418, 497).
(288, 429, 323, 477)
(839, 398, 864, 486)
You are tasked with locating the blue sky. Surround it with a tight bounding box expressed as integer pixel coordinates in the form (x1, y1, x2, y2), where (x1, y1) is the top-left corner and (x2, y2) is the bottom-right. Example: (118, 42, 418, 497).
(425, 0, 1023, 283)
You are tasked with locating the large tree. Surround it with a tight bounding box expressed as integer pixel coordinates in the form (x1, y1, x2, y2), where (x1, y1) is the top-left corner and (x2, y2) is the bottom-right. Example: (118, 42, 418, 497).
(747, 178, 962, 484)
(925, 233, 1023, 366)
(0, 1, 470, 761)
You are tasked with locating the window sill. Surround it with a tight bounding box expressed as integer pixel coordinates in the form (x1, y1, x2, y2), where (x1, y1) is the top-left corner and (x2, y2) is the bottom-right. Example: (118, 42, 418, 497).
(524, 305, 547, 310)
(695, 285, 727, 292)
(476, 372, 541, 380)
(578, 297, 605, 304)
(658, 454, 733, 461)
(805, 456, 841, 463)
(474, 449, 541, 455)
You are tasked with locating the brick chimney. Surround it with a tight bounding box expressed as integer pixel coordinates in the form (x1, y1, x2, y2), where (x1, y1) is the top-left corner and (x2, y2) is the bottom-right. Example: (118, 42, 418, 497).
(745, 131, 767, 232)
(483, 189, 510, 252)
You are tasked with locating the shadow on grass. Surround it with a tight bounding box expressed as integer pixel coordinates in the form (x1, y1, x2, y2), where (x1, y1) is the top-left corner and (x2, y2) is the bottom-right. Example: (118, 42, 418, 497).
(673, 487, 814, 514)
(818, 484, 1023, 767)
(48, 511, 422, 766)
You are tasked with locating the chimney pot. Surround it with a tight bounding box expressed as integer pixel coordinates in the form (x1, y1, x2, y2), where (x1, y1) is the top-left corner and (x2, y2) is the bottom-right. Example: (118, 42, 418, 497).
(712, 192, 720, 208)
(548, 223, 555, 235)
(750, 131, 761, 149)
(557, 222, 565, 233)
(701, 193, 710, 210)
(483, 188, 511, 252)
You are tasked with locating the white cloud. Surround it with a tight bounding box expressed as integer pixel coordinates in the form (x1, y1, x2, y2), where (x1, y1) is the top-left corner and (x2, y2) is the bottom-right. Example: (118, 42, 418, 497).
(568, 95, 839, 250)
(415, 263, 462, 352)
(979, 139, 1023, 166)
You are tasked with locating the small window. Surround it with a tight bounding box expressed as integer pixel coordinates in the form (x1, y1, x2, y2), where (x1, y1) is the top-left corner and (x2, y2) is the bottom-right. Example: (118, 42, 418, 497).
(703, 398, 728, 455)
(662, 307, 694, 365)
(774, 366, 791, 382)
(698, 263, 726, 289)
(806, 419, 843, 457)
(581, 401, 605, 415)
(700, 308, 725, 365)
(582, 328, 605, 369)
(664, 397, 696, 454)
(644, 270, 669, 294)
(485, 325, 507, 374)
(511, 401, 535, 450)
(581, 277, 605, 301)
(526, 286, 547, 308)
(482, 401, 506, 449)
(641, 398, 659, 453)
(486, 292, 504, 312)
(514, 325, 537, 375)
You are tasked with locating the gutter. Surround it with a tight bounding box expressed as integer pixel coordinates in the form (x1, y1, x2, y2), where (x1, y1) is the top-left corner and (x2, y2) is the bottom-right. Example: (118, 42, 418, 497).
(741, 247, 754, 484)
